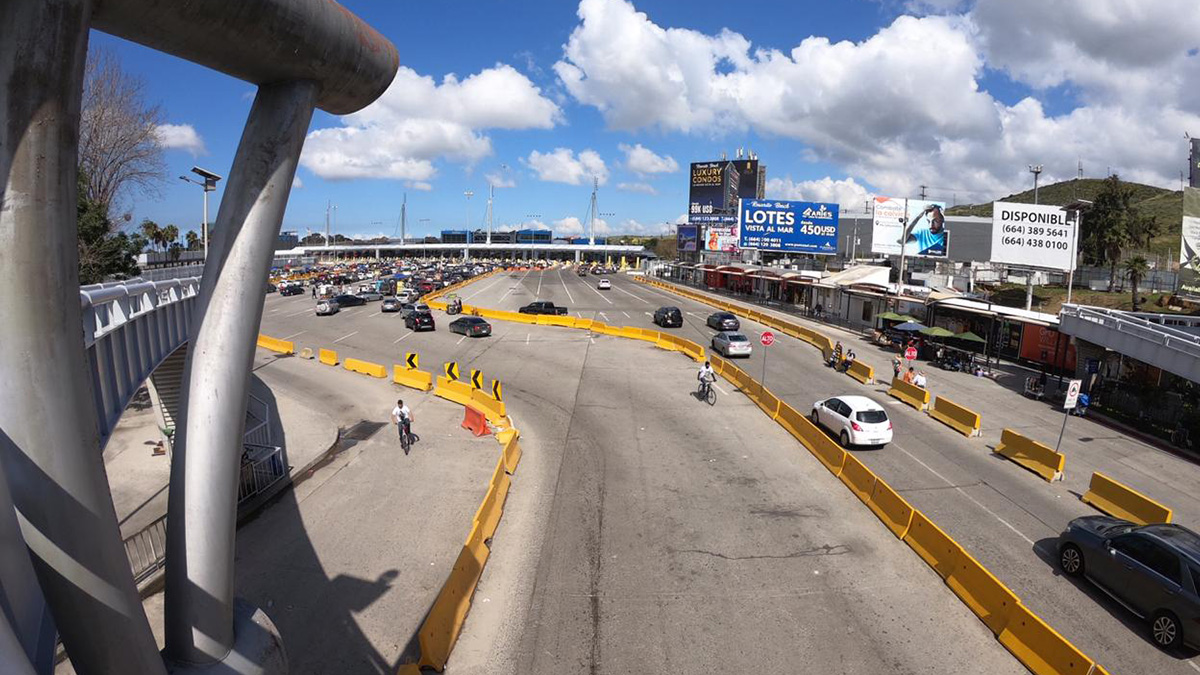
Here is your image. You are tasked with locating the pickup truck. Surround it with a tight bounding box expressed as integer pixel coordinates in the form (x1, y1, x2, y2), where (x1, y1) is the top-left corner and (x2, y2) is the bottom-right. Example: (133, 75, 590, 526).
(519, 301, 568, 315)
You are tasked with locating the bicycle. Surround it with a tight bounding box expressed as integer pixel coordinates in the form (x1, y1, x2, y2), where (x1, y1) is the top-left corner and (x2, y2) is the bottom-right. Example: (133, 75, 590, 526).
(399, 418, 419, 454)
(696, 379, 716, 406)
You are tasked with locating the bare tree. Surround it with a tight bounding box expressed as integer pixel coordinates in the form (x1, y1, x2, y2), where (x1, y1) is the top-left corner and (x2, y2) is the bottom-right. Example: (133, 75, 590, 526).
(79, 47, 166, 210)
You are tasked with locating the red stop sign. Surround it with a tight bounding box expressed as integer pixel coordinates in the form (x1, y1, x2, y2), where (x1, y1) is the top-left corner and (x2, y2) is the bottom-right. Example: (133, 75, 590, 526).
(761, 331, 775, 346)
(905, 346, 918, 360)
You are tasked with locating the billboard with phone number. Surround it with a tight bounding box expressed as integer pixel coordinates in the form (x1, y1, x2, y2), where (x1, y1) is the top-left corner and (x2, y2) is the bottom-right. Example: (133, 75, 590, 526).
(738, 200, 840, 254)
(689, 159, 759, 219)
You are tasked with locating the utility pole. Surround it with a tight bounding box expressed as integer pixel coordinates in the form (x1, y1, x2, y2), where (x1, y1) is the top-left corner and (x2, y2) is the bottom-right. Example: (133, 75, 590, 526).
(400, 193, 407, 243)
(588, 176, 599, 246)
(1028, 164, 1043, 204)
(324, 200, 331, 246)
(919, 185, 927, 200)
(485, 184, 494, 245)
(464, 190, 474, 231)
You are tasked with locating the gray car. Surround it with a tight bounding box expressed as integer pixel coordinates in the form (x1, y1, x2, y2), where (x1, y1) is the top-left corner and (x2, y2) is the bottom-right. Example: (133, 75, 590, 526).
(711, 331, 752, 358)
(1058, 515, 1200, 649)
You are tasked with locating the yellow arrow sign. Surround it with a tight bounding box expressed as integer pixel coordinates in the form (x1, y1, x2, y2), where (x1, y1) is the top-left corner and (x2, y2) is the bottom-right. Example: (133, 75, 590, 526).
(445, 361, 459, 380)
(406, 352, 418, 370)
(470, 369, 483, 389)
(491, 379, 503, 401)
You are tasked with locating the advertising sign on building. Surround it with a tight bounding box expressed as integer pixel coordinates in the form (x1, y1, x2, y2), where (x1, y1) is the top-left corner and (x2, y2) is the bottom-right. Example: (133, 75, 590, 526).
(677, 224, 699, 253)
(689, 159, 760, 219)
(1179, 187, 1200, 299)
(738, 199, 840, 254)
(1019, 325, 1076, 372)
(705, 223, 740, 252)
(991, 202, 1076, 271)
(871, 197, 949, 258)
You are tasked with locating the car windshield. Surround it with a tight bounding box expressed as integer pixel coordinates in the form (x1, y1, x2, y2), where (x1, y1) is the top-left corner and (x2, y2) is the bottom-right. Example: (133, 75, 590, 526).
(857, 410, 888, 424)
(727, 334, 748, 342)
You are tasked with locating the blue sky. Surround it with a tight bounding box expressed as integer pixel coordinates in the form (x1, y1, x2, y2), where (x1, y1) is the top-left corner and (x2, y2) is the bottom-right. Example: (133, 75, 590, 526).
(91, 0, 1200, 241)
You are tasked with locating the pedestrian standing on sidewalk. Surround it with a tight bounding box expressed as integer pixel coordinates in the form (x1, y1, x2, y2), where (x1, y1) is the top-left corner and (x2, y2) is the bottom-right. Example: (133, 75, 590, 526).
(914, 370, 927, 389)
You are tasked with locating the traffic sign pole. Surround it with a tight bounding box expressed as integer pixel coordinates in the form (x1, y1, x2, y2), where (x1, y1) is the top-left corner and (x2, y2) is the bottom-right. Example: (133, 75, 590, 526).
(1055, 379, 1083, 453)
(760, 331, 774, 396)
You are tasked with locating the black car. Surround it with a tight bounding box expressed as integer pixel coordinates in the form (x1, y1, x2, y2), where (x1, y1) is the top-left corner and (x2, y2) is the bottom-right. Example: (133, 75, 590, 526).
(706, 311, 739, 331)
(449, 316, 491, 337)
(280, 285, 305, 296)
(405, 312, 435, 331)
(653, 306, 683, 328)
(1059, 516, 1200, 649)
(381, 297, 402, 312)
(332, 294, 366, 308)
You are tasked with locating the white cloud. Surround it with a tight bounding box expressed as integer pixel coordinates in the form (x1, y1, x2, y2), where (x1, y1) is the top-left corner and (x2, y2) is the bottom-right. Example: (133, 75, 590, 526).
(765, 176, 871, 209)
(619, 142, 679, 175)
(554, 0, 1200, 196)
(301, 64, 561, 183)
(498, 219, 551, 232)
(408, 181, 433, 191)
(292, 175, 303, 189)
(616, 218, 651, 233)
(553, 216, 610, 236)
(674, 213, 689, 224)
(154, 124, 206, 155)
(486, 172, 517, 188)
(617, 181, 658, 195)
(526, 148, 609, 185)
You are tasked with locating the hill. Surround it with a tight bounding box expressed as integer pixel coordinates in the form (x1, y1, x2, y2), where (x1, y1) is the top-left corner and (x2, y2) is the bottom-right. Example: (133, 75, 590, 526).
(945, 178, 1183, 259)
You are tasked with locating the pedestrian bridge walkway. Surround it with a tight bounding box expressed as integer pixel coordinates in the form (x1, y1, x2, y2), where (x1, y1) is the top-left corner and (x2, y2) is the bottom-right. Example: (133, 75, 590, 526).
(1059, 303, 1200, 382)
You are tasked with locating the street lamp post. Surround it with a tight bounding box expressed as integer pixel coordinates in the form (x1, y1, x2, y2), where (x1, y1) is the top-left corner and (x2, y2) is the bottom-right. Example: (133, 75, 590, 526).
(1028, 164, 1043, 204)
(179, 166, 222, 259)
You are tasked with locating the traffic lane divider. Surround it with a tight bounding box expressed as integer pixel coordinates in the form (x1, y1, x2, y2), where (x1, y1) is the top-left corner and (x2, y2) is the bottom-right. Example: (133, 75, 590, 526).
(903, 510, 962, 581)
(998, 603, 1096, 675)
(928, 395, 982, 437)
(887, 377, 929, 411)
(417, 542, 488, 672)
(462, 406, 491, 437)
(472, 455, 511, 542)
(257, 333, 294, 355)
(501, 430, 522, 474)
(846, 359, 874, 385)
(435, 375, 476, 408)
(867, 479, 915, 539)
(993, 429, 1064, 482)
(470, 387, 508, 426)
(945, 549, 1021, 636)
(1080, 471, 1172, 525)
(344, 357, 387, 378)
(839, 453, 878, 504)
(318, 348, 338, 366)
(393, 365, 433, 392)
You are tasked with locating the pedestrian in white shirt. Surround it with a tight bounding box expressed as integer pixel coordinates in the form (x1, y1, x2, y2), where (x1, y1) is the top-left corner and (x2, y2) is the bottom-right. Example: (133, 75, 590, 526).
(914, 370, 927, 389)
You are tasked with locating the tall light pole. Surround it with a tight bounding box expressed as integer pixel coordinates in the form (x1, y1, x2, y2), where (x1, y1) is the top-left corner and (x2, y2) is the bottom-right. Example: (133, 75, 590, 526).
(1025, 164, 1044, 311)
(179, 166, 221, 259)
(1028, 164, 1043, 204)
(464, 190, 474, 231)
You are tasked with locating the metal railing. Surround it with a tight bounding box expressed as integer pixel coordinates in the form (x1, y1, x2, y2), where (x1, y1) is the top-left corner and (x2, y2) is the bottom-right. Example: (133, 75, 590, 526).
(1060, 304, 1200, 359)
(243, 393, 272, 447)
(238, 443, 287, 504)
(122, 514, 167, 586)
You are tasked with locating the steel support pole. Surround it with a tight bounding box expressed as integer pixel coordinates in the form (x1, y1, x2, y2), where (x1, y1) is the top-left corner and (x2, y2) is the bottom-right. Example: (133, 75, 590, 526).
(0, 2, 168, 673)
(165, 80, 317, 668)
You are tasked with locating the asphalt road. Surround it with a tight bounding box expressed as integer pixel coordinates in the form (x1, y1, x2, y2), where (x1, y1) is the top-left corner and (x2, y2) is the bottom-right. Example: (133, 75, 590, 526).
(258, 269, 1026, 674)
(445, 266, 1200, 675)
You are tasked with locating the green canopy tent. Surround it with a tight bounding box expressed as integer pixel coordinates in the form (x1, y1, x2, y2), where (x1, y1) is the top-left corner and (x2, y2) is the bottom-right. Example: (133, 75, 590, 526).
(953, 331, 987, 343)
(920, 326, 956, 338)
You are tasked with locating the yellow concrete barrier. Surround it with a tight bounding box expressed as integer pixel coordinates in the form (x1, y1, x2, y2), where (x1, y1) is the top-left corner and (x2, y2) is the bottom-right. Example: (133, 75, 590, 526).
(676, 338, 706, 362)
(839, 453, 878, 504)
(470, 388, 508, 425)
(1081, 472, 1172, 525)
(473, 456, 511, 543)
(998, 603, 1096, 675)
(256, 334, 294, 355)
(994, 429, 1064, 482)
(344, 357, 387, 378)
(867, 479, 915, 539)
(928, 395, 981, 437)
(748, 383, 781, 420)
(318, 348, 338, 366)
(775, 402, 807, 442)
(574, 318, 594, 331)
(946, 550, 1020, 635)
(887, 377, 930, 411)
(903, 510, 963, 580)
(845, 359, 874, 385)
(501, 431, 522, 474)
(393, 365, 433, 392)
(435, 376, 476, 409)
(417, 543, 488, 672)
(536, 314, 576, 328)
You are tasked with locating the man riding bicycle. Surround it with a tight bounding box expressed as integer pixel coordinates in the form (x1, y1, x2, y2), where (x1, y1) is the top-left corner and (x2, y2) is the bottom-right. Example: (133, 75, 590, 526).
(697, 361, 717, 398)
(391, 399, 415, 454)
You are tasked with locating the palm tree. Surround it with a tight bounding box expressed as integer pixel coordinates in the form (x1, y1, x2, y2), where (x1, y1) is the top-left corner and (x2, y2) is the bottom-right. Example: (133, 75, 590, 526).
(184, 229, 200, 251)
(1122, 256, 1150, 311)
(161, 224, 179, 250)
(139, 219, 161, 252)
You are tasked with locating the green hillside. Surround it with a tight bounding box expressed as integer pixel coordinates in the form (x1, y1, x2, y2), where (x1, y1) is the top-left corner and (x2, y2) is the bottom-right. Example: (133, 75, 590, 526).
(946, 178, 1183, 258)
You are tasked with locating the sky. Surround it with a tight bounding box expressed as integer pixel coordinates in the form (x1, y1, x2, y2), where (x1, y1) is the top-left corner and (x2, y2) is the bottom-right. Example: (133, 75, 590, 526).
(92, 0, 1200, 241)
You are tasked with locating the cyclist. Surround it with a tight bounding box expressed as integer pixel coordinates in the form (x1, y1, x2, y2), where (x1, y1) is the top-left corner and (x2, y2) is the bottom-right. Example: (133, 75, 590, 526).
(391, 398, 415, 454)
(697, 361, 716, 399)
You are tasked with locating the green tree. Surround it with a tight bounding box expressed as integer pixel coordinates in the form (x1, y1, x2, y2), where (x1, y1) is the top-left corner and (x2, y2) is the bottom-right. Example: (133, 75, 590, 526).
(161, 224, 179, 250)
(184, 229, 200, 251)
(77, 172, 143, 284)
(1122, 256, 1150, 311)
(140, 219, 161, 252)
(1080, 175, 1160, 291)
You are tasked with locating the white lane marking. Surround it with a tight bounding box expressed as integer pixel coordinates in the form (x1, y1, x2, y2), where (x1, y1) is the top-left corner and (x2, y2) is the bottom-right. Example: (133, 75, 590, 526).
(621, 311, 630, 318)
(333, 331, 359, 344)
(498, 269, 532, 303)
(613, 285, 651, 304)
(1187, 661, 1200, 674)
(269, 309, 280, 314)
(464, 274, 506, 299)
(526, 333, 530, 346)
(392, 332, 413, 344)
(456, 335, 467, 345)
(586, 281, 614, 304)
(644, 311, 652, 316)
(282, 330, 306, 340)
(894, 446, 1036, 546)
(370, 311, 382, 317)
(558, 269, 575, 304)
(285, 308, 311, 318)
(714, 384, 729, 395)
(686, 312, 704, 318)
(599, 311, 610, 322)
(536, 272, 543, 297)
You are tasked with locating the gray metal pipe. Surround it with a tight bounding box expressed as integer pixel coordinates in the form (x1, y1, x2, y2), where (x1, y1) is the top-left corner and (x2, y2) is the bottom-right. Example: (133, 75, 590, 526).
(0, 1, 169, 673)
(91, 0, 397, 114)
(165, 80, 318, 667)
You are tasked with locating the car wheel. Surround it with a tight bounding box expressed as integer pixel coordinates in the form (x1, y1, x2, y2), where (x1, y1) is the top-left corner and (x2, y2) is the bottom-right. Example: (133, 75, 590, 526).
(1058, 543, 1084, 578)
(1151, 610, 1183, 650)
(811, 410, 821, 426)
(839, 430, 851, 447)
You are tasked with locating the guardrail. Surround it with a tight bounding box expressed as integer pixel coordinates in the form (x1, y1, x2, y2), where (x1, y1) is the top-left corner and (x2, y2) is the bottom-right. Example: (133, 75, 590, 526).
(244, 393, 272, 447)
(1060, 303, 1200, 359)
(122, 513, 168, 587)
(238, 443, 287, 504)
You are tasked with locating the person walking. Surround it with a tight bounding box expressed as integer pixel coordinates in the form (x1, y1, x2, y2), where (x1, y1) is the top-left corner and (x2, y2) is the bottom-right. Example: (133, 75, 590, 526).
(311, 284, 316, 299)
(391, 399, 414, 454)
(892, 356, 903, 381)
(914, 370, 927, 389)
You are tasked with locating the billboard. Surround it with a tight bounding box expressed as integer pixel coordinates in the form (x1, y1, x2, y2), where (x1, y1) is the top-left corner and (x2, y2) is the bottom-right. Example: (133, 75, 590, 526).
(689, 159, 759, 220)
(738, 199, 840, 254)
(871, 197, 948, 257)
(677, 224, 699, 253)
(1019, 325, 1077, 372)
(991, 202, 1075, 271)
(705, 223, 739, 252)
(1179, 187, 1200, 299)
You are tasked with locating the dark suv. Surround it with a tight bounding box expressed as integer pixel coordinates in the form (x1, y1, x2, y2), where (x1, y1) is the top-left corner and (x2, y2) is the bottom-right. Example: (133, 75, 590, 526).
(1058, 516, 1200, 649)
(405, 311, 435, 331)
(706, 311, 739, 331)
(653, 306, 683, 328)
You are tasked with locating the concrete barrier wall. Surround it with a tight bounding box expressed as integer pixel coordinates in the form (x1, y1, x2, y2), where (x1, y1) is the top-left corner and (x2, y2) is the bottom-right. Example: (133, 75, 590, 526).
(994, 429, 1064, 482)
(434, 376, 475, 408)
(344, 357, 386, 378)
(318, 348, 338, 366)
(846, 359, 874, 384)
(887, 377, 930, 411)
(393, 365, 433, 392)
(1081, 472, 1172, 525)
(256, 333, 294, 354)
(928, 395, 982, 437)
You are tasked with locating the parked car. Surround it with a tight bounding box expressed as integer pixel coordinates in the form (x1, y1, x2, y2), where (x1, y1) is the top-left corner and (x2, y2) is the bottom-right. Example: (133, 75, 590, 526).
(449, 316, 491, 337)
(653, 306, 683, 328)
(1058, 517, 1200, 650)
(706, 312, 740, 331)
(810, 396, 893, 447)
(711, 331, 752, 358)
(381, 297, 403, 312)
(332, 294, 366, 308)
(519, 301, 568, 315)
(405, 311, 435, 331)
(315, 299, 339, 316)
(357, 290, 384, 302)
(280, 285, 305, 297)
(597, 278, 611, 290)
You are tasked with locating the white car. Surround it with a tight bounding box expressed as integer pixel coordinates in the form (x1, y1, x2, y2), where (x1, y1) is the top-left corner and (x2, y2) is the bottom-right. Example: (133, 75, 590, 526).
(597, 278, 611, 290)
(711, 331, 752, 357)
(811, 395, 893, 448)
